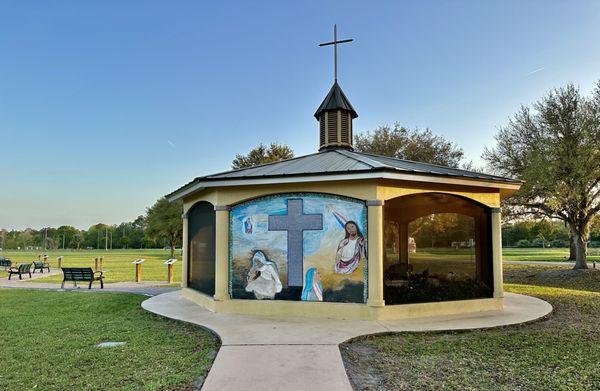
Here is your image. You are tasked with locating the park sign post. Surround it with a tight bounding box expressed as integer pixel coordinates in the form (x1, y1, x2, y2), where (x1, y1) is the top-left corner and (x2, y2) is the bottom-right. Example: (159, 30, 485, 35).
(163, 258, 177, 284)
(94, 257, 103, 272)
(132, 259, 145, 282)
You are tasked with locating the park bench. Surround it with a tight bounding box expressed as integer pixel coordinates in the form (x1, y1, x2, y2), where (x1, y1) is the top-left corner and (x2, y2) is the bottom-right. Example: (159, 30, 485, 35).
(0, 258, 11, 270)
(61, 267, 104, 289)
(33, 259, 50, 273)
(8, 263, 32, 280)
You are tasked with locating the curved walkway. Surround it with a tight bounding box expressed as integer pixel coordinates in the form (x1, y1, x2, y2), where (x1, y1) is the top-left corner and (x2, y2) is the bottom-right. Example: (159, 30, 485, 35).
(142, 291, 552, 391)
(1, 274, 179, 296)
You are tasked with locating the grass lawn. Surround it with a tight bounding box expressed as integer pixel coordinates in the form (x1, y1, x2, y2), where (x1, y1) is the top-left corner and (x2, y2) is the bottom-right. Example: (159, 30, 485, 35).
(0, 249, 182, 284)
(0, 289, 219, 390)
(391, 247, 600, 265)
(502, 247, 600, 262)
(341, 264, 600, 390)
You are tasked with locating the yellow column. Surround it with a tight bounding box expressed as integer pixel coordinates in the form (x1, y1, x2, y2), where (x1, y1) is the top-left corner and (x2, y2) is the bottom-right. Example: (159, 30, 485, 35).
(181, 213, 189, 288)
(214, 205, 230, 301)
(491, 208, 504, 298)
(367, 200, 385, 307)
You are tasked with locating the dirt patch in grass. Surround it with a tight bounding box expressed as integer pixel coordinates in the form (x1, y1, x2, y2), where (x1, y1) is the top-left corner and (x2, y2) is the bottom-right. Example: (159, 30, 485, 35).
(504, 264, 600, 292)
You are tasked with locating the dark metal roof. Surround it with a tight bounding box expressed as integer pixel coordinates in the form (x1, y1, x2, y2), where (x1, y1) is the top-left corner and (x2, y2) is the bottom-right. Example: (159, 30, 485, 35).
(167, 149, 522, 200)
(314, 82, 358, 119)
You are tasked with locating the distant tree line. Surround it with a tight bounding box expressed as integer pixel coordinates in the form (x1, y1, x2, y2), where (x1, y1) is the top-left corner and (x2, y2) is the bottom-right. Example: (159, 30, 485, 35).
(0, 199, 183, 257)
(503, 218, 600, 248)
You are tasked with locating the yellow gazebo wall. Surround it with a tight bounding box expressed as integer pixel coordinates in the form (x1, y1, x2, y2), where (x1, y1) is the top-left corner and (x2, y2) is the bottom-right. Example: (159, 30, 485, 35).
(180, 178, 504, 320)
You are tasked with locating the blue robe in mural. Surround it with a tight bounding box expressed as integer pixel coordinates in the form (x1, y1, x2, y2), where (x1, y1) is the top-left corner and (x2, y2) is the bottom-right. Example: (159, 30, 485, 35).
(301, 267, 323, 301)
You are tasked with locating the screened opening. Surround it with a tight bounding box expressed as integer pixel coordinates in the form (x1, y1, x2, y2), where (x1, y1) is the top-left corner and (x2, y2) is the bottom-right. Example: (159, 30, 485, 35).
(188, 201, 216, 296)
(383, 193, 492, 304)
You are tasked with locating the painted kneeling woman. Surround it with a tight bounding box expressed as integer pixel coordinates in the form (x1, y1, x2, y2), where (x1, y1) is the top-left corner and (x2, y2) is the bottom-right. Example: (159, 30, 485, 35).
(334, 221, 367, 274)
(301, 267, 323, 301)
(245, 250, 283, 299)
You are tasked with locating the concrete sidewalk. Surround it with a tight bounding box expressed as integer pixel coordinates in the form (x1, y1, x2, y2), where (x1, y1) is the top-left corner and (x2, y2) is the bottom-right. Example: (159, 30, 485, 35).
(0, 273, 179, 296)
(142, 291, 552, 391)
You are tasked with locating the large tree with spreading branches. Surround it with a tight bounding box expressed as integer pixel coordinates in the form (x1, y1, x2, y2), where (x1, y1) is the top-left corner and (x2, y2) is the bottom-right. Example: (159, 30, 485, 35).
(354, 124, 465, 168)
(232, 143, 294, 169)
(484, 82, 600, 269)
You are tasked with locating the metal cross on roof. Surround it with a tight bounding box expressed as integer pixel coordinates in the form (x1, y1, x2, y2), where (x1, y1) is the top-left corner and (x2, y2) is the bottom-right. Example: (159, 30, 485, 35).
(318, 24, 353, 82)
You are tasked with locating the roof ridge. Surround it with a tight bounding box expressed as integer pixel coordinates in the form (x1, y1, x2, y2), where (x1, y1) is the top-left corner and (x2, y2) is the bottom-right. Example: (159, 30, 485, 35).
(314, 82, 358, 119)
(334, 149, 388, 169)
(203, 150, 327, 179)
(353, 151, 511, 180)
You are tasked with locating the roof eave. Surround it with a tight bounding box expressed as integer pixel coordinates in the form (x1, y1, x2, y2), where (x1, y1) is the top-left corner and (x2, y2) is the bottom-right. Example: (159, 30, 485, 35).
(166, 168, 522, 202)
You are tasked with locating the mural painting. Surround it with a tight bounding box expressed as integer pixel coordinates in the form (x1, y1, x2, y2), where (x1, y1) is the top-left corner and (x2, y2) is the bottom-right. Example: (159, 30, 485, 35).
(230, 193, 368, 303)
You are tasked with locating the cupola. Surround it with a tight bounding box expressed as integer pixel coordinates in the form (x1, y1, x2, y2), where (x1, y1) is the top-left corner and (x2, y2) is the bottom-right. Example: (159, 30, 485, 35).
(316, 25, 357, 151)
(315, 82, 358, 151)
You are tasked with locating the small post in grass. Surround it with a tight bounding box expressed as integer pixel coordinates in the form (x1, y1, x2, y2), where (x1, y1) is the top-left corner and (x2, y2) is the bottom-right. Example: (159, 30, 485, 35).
(164, 258, 177, 284)
(57, 256, 63, 269)
(132, 259, 145, 282)
(94, 257, 100, 272)
(99, 256, 103, 271)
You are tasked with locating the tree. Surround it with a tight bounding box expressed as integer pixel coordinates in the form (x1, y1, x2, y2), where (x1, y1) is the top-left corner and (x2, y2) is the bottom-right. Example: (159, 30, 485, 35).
(84, 224, 109, 250)
(145, 198, 183, 258)
(484, 82, 600, 269)
(71, 233, 83, 250)
(0, 229, 6, 249)
(55, 226, 80, 249)
(232, 143, 294, 169)
(354, 124, 465, 167)
(591, 215, 600, 245)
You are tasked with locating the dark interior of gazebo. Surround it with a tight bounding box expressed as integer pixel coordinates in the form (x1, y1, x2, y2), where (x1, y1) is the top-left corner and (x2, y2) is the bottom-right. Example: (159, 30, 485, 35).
(383, 193, 493, 304)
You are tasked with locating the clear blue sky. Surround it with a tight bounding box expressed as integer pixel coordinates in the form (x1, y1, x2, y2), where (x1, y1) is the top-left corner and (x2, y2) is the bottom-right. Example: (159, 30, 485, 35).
(1, 1, 599, 230)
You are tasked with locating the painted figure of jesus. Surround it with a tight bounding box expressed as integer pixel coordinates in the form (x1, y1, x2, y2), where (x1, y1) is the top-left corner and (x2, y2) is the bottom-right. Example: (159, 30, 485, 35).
(334, 221, 366, 274)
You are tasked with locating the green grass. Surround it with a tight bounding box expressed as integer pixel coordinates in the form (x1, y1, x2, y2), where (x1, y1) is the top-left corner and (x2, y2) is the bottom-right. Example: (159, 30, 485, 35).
(341, 265, 600, 390)
(0, 289, 219, 390)
(393, 247, 600, 265)
(0, 249, 182, 284)
(502, 247, 600, 262)
(503, 264, 600, 292)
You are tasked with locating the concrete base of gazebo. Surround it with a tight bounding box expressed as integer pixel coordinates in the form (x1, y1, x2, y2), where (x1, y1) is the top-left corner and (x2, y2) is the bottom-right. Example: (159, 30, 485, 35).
(182, 287, 503, 320)
(142, 290, 552, 391)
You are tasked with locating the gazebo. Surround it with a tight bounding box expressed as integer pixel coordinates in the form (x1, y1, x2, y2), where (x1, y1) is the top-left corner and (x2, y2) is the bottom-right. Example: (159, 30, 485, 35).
(167, 77, 521, 320)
